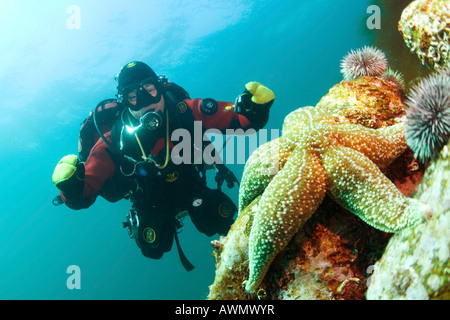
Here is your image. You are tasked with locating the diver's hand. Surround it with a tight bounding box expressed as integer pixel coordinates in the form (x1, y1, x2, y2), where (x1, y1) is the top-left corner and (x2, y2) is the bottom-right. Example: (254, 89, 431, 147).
(52, 155, 85, 194)
(234, 82, 275, 128)
(235, 82, 275, 115)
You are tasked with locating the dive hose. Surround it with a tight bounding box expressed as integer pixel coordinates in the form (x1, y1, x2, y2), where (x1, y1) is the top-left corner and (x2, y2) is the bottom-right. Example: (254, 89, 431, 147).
(126, 109, 170, 170)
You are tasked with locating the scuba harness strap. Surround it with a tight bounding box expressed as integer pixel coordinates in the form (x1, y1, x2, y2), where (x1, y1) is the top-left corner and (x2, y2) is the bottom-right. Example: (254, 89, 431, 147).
(93, 100, 139, 167)
(173, 223, 195, 272)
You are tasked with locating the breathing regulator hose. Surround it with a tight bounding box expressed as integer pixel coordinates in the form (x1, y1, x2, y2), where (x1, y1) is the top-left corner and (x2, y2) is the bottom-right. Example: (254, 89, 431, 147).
(126, 109, 170, 170)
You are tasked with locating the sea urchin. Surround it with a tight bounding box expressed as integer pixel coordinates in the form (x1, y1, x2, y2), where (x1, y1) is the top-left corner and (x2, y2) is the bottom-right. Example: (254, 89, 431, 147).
(405, 70, 450, 163)
(382, 68, 406, 91)
(341, 46, 388, 81)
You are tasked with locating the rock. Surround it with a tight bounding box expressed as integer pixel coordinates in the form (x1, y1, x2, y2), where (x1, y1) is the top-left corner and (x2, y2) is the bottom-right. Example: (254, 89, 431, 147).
(399, 0, 450, 70)
(366, 143, 450, 300)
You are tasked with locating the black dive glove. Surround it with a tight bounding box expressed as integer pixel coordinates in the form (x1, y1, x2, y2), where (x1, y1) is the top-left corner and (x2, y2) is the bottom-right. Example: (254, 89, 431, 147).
(235, 82, 275, 129)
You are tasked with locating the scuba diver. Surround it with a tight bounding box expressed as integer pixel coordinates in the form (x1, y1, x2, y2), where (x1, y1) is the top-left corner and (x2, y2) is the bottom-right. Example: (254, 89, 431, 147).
(52, 61, 275, 269)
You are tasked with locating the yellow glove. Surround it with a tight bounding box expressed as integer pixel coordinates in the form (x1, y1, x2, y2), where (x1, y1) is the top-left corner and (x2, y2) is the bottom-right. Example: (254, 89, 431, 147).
(235, 82, 275, 128)
(52, 155, 85, 194)
(244, 82, 275, 105)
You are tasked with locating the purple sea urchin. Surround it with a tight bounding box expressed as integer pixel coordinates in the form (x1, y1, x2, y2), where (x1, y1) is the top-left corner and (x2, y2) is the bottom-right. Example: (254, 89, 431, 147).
(382, 68, 406, 91)
(405, 71, 450, 163)
(341, 46, 388, 81)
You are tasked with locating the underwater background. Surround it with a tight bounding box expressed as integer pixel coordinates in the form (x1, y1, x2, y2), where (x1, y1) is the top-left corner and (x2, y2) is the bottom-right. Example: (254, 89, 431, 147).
(0, 0, 384, 299)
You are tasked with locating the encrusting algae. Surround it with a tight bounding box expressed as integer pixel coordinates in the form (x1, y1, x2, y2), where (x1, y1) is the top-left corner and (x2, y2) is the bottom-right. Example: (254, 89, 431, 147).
(315, 76, 405, 129)
(367, 141, 450, 300)
(399, 0, 450, 71)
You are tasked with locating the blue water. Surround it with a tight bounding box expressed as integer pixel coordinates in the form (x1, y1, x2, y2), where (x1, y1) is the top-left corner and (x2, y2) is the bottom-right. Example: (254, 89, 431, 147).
(0, 0, 374, 299)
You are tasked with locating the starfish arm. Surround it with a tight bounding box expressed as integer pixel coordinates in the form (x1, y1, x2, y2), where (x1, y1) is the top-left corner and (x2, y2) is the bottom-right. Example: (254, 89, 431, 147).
(334, 122, 408, 169)
(321, 146, 426, 233)
(244, 147, 327, 293)
(282, 106, 326, 136)
(239, 137, 293, 212)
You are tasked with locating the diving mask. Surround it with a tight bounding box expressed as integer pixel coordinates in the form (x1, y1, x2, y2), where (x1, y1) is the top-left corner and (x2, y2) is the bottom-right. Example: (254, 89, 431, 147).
(119, 77, 163, 111)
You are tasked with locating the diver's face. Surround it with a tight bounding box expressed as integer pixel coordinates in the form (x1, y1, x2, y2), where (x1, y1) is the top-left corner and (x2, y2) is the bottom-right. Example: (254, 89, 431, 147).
(127, 83, 165, 119)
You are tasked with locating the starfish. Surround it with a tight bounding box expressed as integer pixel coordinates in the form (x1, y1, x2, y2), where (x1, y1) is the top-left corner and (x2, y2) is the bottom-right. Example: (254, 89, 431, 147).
(239, 106, 431, 294)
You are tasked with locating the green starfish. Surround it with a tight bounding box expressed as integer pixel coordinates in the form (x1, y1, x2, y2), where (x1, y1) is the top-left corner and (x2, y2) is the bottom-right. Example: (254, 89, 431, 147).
(239, 106, 431, 294)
